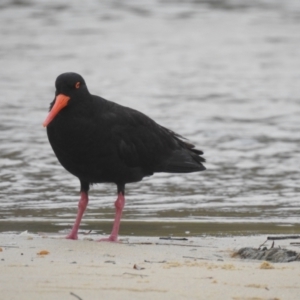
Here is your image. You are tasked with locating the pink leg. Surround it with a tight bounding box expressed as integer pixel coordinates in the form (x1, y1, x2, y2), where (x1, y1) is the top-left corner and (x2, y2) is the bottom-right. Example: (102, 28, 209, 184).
(66, 192, 89, 240)
(98, 192, 125, 242)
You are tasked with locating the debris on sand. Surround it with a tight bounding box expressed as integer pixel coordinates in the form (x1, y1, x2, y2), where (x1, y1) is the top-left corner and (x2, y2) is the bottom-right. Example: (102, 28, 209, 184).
(234, 247, 300, 263)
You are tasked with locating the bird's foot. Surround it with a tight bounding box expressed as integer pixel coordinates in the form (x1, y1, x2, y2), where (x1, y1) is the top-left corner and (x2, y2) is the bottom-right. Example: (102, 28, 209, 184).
(66, 233, 78, 240)
(97, 235, 118, 242)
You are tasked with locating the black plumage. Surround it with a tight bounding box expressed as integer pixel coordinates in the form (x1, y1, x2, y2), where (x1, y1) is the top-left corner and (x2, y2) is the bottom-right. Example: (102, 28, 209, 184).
(43, 72, 205, 241)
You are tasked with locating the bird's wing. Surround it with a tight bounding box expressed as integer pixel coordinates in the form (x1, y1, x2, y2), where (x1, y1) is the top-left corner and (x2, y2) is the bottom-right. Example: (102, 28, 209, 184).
(105, 103, 205, 173)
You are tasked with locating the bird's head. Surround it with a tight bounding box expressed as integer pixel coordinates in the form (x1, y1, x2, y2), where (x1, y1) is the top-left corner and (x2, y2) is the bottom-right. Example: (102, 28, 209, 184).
(43, 72, 87, 127)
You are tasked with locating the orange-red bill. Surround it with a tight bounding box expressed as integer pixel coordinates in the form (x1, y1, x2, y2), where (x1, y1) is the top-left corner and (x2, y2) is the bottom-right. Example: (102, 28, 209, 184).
(43, 94, 70, 127)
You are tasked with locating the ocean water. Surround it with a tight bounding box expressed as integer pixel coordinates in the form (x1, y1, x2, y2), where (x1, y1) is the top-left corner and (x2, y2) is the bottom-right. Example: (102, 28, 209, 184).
(0, 0, 300, 236)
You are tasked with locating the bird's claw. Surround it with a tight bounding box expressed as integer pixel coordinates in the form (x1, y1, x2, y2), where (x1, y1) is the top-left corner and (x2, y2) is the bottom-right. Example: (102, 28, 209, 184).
(97, 236, 119, 242)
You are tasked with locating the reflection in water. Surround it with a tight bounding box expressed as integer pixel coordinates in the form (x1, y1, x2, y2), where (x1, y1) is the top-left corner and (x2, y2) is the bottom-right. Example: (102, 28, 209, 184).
(0, 0, 299, 236)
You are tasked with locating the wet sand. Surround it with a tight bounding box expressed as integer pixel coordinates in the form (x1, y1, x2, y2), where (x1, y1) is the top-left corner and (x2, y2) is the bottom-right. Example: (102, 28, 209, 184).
(1, 233, 299, 300)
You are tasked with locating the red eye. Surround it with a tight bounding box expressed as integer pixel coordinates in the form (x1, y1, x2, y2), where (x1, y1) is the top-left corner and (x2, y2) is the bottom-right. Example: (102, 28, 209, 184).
(75, 82, 80, 89)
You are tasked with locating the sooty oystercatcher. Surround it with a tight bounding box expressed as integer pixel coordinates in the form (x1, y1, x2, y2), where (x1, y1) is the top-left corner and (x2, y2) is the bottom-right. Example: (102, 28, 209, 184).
(43, 72, 205, 241)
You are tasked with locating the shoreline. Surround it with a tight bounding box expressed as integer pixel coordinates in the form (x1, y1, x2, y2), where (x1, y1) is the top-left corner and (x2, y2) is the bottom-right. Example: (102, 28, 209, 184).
(0, 233, 299, 299)
(1, 220, 300, 237)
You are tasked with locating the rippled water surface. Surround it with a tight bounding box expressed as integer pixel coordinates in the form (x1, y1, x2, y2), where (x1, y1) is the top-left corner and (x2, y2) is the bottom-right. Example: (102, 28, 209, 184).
(0, 0, 300, 236)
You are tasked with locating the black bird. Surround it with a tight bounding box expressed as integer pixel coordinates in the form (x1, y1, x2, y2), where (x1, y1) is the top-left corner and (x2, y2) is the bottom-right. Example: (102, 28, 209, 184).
(43, 72, 205, 241)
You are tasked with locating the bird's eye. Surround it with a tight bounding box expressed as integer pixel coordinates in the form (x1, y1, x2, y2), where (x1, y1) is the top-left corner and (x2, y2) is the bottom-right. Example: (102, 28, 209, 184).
(75, 82, 80, 89)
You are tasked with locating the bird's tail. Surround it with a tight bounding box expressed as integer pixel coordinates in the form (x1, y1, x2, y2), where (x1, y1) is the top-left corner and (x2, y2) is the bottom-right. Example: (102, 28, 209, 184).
(160, 148, 205, 173)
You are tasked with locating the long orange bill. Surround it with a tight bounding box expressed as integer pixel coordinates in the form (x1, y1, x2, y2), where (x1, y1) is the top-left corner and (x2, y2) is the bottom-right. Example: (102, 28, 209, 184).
(43, 94, 70, 127)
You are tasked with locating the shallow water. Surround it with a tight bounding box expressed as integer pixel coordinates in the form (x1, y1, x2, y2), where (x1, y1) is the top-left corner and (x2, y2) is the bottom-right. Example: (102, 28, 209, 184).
(0, 0, 300, 236)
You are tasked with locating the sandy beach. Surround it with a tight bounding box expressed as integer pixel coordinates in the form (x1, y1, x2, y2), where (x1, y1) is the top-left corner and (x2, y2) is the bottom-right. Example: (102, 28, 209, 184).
(0, 233, 299, 300)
